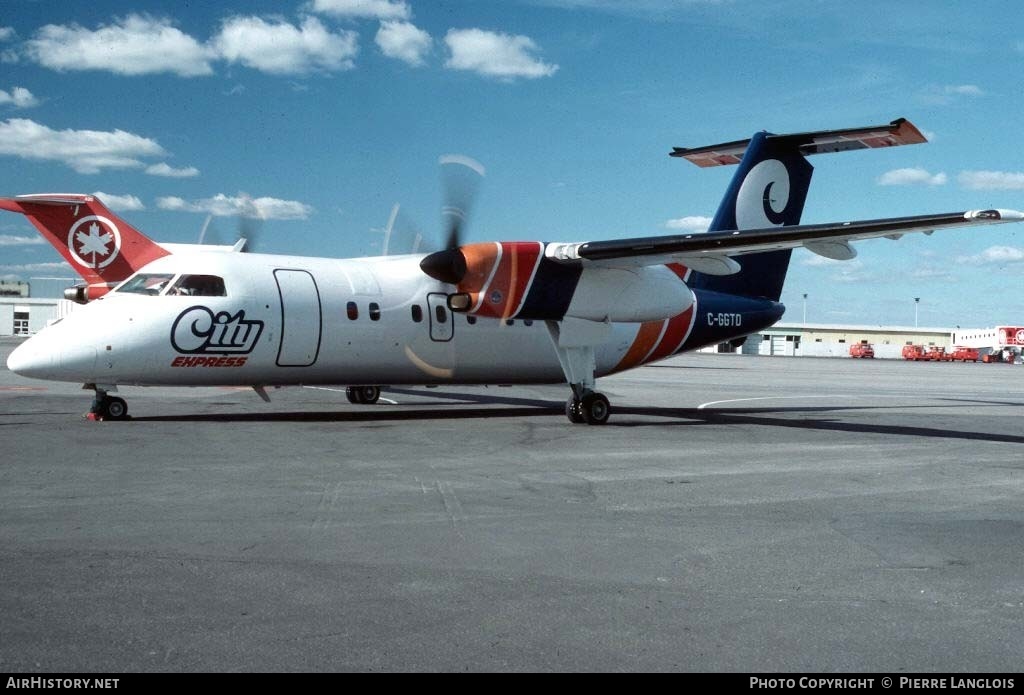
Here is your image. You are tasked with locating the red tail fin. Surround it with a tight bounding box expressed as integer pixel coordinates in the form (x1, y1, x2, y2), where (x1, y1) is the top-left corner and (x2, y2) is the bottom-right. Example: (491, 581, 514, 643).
(0, 194, 169, 294)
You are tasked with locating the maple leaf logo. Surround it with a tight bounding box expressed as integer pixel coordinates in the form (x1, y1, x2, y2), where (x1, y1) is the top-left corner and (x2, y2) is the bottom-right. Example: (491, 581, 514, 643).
(75, 222, 113, 267)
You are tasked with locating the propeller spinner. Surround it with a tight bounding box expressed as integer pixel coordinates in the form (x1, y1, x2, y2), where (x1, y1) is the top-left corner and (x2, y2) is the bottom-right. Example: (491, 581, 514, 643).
(420, 154, 485, 283)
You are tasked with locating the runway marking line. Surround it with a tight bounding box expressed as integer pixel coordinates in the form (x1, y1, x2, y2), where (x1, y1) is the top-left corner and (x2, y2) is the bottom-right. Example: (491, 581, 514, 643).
(697, 395, 854, 410)
(0, 386, 47, 391)
(302, 385, 398, 405)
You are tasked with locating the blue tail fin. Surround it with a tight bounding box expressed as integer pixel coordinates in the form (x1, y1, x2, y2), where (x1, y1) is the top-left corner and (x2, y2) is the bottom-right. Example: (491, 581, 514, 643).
(672, 118, 926, 301)
(689, 131, 813, 301)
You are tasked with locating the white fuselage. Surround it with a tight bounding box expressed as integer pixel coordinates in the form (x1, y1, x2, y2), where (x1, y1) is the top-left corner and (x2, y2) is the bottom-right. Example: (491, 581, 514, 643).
(8, 251, 678, 388)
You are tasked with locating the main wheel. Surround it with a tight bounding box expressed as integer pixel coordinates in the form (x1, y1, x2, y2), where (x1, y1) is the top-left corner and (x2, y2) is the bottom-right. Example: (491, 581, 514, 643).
(358, 385, 381, 404)
(103, 396, 129, 420)
(565, 396, 585, 424)
(346, 386, 381, 405)
(580, 392, 611, 426)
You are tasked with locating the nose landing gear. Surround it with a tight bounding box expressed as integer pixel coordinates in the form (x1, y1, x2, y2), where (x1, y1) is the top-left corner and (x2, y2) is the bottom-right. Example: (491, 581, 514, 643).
(86, 386, 129, 421)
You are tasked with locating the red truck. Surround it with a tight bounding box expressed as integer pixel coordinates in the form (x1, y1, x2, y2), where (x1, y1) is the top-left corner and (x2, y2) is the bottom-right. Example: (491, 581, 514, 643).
(902, 345, 927, 361)
(949, 346, 979, 362)
(849, 343, 875, 358)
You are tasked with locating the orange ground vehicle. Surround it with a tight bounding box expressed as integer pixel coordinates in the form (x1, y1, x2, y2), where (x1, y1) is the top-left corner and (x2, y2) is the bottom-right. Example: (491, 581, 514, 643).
(949, 346, 979, 362)
(902, 345, 927, 361)
(849, 343, 875, 358)
(925, 346, 951, 361)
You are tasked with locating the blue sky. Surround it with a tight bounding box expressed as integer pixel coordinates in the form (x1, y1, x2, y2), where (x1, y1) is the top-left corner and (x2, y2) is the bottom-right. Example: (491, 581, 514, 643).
(1, 0, 1023, 327)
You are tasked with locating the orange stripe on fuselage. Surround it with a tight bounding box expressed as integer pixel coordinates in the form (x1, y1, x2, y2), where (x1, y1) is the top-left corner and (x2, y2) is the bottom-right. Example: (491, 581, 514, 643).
(645, 305, 695, 363)
(612, 319, 666, 373)
(471, 241, 543, 320)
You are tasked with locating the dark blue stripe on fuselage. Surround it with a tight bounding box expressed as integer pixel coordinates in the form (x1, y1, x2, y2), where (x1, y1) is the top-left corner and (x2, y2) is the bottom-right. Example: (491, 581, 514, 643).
(680, 288, 785, 352)
(516, 256, 584, 320)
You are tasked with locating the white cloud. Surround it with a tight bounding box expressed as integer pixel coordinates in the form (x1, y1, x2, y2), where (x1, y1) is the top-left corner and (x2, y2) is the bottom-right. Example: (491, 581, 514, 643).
(958, 170, 1024, 191)
(146, 162, 200, 178)
(945, 84, 984, 97)
(444, 28, 558, 80)
(956, 245, 1024, 265)
(310, 0, 411, 20)
(25, 14, 214, 77)
(92, 192, 145, 211)
(0, 86, 38, 108)
(0, 27, 15, 42)
(157, 194, 312, 220)
(213, 16, 358, 75)
(0, 235, 45, 247)
(0, 261, 68, 273)
(877, 167, 947, 186)
(800, 253, 842, 268)
(664, 215, 711, 232)
(0, 118, 166, 174)
(376, 21, 431, 66)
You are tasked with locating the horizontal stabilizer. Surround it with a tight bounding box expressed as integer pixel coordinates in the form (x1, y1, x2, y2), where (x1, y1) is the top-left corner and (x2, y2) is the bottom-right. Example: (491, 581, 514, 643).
(671, 118, 926, 167)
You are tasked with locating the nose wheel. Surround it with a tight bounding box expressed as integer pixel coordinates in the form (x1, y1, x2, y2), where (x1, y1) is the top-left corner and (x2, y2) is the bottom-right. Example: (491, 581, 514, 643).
(87, 389, 129, 421)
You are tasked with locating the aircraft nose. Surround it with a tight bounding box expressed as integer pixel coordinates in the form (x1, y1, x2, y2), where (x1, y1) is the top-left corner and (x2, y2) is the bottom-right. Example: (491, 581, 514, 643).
(6, 330, 97, 381)
(6, 337, 53, 378)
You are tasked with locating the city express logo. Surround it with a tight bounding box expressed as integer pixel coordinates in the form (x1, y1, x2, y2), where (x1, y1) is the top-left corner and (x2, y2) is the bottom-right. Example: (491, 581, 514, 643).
(170, 305, 264, 368)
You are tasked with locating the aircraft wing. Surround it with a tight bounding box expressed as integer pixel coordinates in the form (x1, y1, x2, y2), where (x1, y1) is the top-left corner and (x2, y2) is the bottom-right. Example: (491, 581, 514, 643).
(550, 209, 1024, 275)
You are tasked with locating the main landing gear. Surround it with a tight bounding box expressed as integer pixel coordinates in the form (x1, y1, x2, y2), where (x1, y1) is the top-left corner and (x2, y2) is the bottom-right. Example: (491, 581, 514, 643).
(346, 385, 381, 405)
(86, 386, 129, 421)
(565, 390, 611, 426)
(546, 321, 613, 426)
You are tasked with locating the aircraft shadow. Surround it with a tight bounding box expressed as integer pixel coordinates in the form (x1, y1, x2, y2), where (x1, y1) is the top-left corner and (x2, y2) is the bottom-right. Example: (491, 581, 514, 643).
(128, 389, 1024, 445)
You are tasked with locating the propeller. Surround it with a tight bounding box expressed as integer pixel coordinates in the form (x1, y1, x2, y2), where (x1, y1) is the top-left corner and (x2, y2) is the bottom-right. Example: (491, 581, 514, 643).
(381, 203, 432, 256)
(194, 195, 263, 252)
(420, 154, 486, 283)
(234, 193, 263, 252)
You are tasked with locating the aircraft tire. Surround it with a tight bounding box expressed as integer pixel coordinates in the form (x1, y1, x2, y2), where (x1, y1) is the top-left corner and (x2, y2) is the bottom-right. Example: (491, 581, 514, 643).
(580, 392, 610, 426)
(359, 386, 381, 404)
(346, 387, 364, 405)
(565, 396, 585, 424)
(104, 397, 129, 420)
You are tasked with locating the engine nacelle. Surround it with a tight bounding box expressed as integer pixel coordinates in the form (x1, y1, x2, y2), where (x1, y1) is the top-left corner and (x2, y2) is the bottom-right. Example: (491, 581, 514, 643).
(422, 241, 693, 323)
(564, 266, 694, 322)
(63, 283, 114, 304)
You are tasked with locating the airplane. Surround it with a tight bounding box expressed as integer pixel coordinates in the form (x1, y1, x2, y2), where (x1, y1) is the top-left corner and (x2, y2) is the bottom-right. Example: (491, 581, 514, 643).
(3, 117, 1022, 425)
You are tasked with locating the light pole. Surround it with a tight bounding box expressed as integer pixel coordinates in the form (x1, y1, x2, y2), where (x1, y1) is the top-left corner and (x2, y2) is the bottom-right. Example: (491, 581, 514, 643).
(802, 293, 808, 324)
(914, 297, 920, 328)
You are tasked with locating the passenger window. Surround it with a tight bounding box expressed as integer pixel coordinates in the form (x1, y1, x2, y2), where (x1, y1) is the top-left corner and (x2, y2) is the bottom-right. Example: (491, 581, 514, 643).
(411, 305, 423, 323)
(524, 319, 533, 327)
(369, 302, 381, 321)
(467, 315, 477, 325)
(168, 274, 226, 297)
(505, 319, 515, 326)
(435, 305, 447, 324)
(347, 301, 358, 320)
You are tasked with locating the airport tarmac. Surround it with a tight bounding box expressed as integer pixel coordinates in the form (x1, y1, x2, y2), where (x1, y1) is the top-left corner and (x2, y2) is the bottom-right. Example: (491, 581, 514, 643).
(1, 335, 1022, 672)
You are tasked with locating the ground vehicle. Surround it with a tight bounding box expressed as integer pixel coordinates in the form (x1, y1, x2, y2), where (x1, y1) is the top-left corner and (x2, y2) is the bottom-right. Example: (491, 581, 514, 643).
(926, 346, 951, 361)
(849, 343, 875, 358)
(949, 346, 979, 362)
(902, 345, 927, 361)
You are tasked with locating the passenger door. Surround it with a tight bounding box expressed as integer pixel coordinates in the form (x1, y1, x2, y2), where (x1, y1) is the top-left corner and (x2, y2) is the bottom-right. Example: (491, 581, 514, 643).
(274, 269, 322, 367)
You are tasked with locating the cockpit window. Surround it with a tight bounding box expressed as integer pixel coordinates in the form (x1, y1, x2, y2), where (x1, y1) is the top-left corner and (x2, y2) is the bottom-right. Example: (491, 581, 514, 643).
(115, 273, 176, 295)
(168, 274, 227, 297)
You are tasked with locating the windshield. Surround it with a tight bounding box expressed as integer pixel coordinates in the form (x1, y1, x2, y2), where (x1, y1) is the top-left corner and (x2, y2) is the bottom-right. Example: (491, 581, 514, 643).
(167, 274, 226, 297)
(115, 273, 176, 295)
